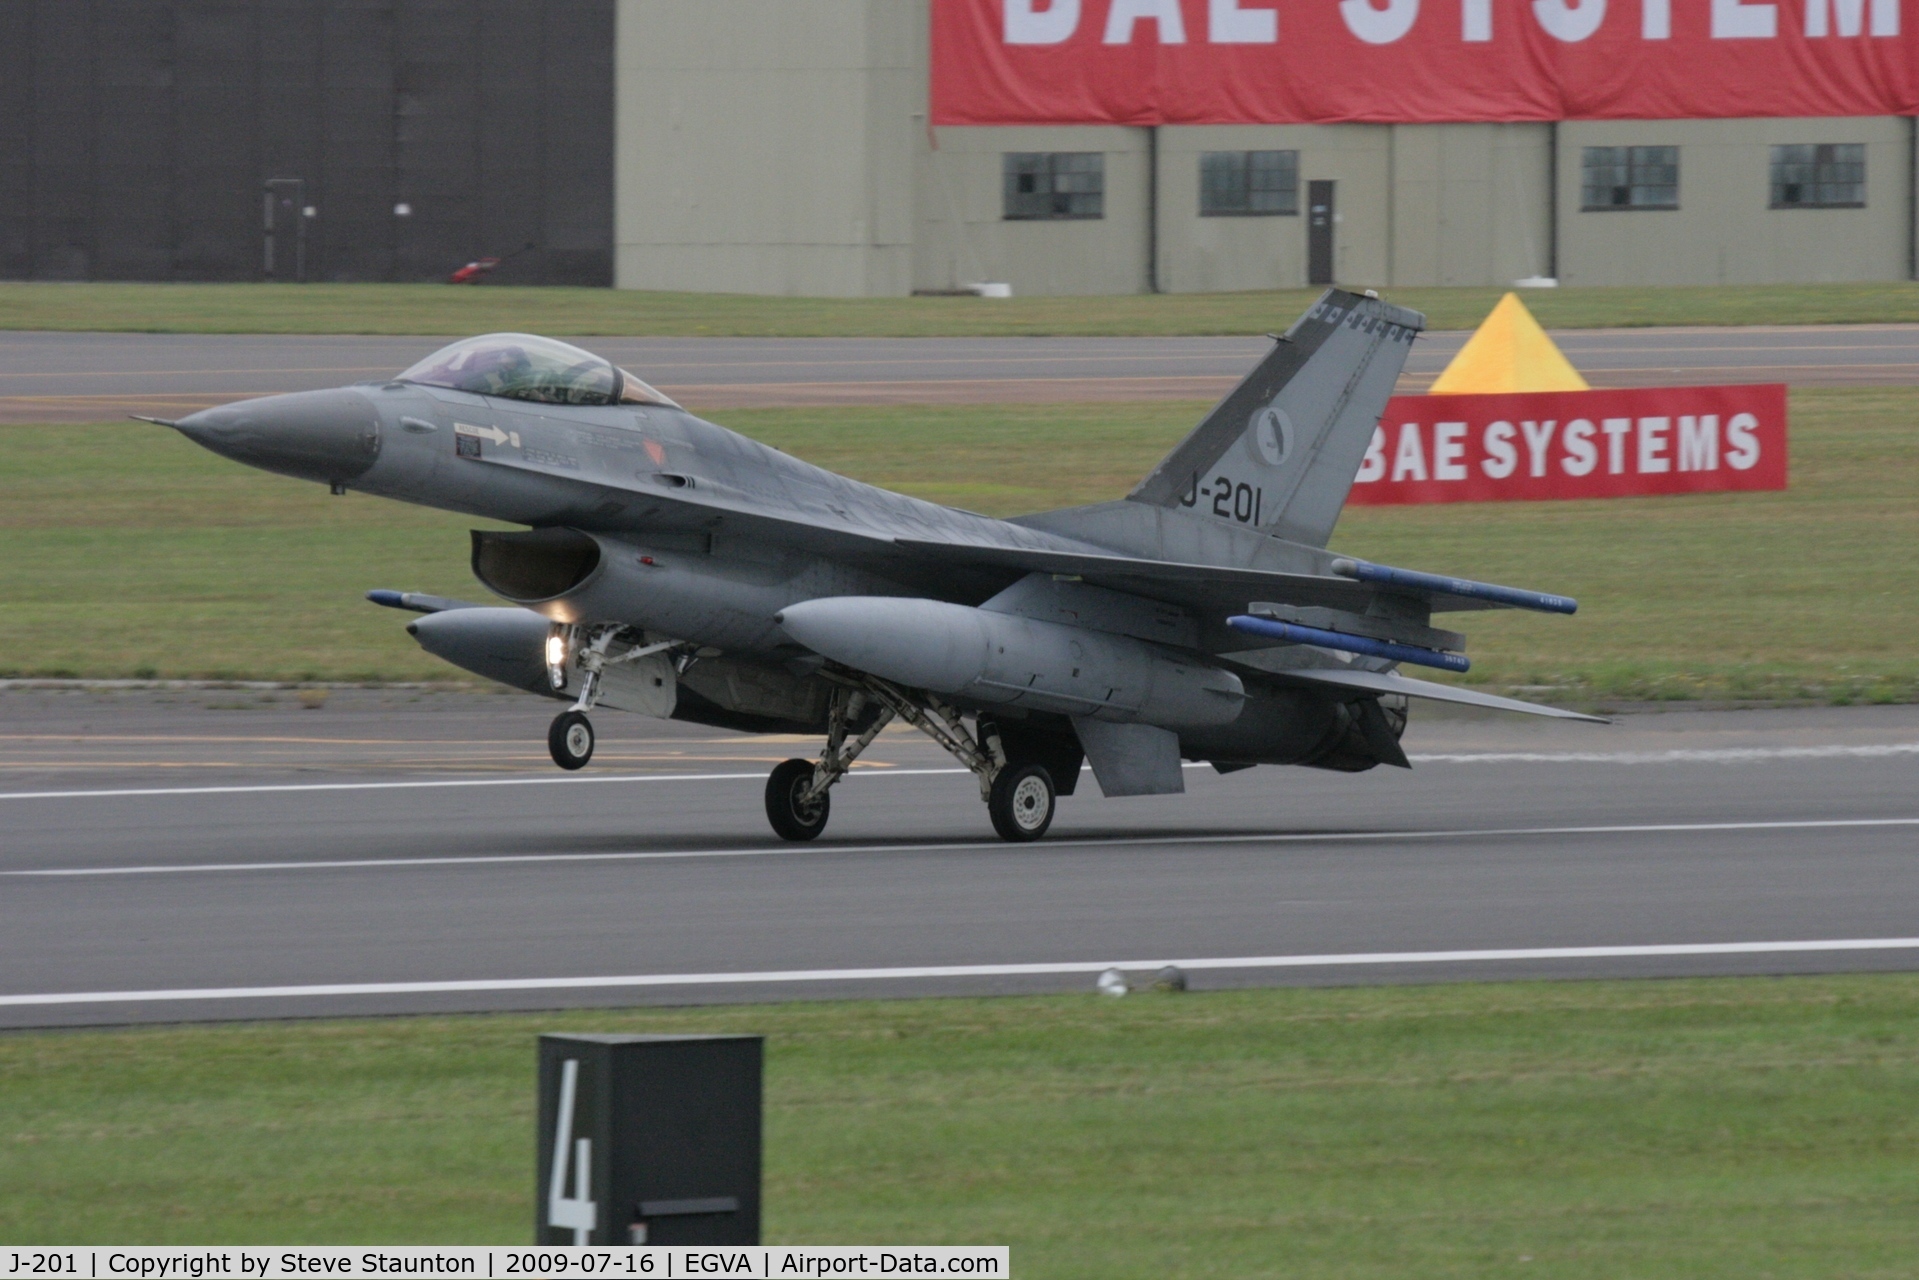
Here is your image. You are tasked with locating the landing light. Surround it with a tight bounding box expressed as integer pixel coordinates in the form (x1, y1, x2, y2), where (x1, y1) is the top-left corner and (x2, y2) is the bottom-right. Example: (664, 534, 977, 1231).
(545, 632, 568, 689)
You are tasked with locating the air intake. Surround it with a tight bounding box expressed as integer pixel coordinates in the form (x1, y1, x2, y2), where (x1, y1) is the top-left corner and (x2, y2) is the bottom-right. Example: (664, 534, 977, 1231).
(471, 527, 602, 603)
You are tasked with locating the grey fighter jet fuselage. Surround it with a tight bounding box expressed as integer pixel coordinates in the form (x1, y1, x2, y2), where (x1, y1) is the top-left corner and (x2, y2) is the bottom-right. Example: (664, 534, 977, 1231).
(158, 291, 1598, 842)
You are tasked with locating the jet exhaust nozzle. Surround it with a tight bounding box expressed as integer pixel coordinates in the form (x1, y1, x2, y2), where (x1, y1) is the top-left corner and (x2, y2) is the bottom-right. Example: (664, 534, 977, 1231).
(776, 596, 1245, 727)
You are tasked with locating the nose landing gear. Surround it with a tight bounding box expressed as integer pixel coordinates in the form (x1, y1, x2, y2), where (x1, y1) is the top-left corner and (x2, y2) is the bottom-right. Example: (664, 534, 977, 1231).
(548, 710, 595, 770)
(542, 623, 682, 773)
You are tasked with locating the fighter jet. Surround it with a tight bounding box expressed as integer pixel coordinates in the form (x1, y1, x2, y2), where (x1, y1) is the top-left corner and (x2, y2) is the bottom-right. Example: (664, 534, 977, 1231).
(149, 289, 1597, 843)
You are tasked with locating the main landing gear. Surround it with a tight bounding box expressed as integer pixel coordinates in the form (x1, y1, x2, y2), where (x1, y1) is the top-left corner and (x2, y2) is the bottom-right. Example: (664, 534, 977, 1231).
(764, 758, 831, 841)
(543, 623, 681, 772)
(762, 675, 1057, 845)
(989, 763, 1056, 842)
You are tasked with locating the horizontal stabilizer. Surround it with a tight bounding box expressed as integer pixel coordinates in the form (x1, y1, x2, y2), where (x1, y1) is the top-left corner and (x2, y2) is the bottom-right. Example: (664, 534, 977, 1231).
(1253, 663, 1608, 723)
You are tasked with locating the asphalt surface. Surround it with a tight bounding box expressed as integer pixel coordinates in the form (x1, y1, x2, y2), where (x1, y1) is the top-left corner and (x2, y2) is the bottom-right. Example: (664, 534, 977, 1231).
(6, 324, 1919, 422)
(2, 688, 1915, 1028)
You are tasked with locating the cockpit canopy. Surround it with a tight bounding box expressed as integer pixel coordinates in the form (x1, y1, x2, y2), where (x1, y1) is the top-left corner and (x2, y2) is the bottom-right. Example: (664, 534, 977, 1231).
(397, 333, 678, 408)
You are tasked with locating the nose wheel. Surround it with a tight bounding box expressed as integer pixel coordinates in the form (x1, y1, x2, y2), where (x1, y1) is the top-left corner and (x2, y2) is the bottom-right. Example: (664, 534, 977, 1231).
(548, 710, 595, 770)
(989, 764, 1056, 842)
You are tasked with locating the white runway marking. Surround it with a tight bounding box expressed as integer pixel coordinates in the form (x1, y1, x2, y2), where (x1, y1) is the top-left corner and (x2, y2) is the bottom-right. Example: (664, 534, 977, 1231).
(1410, 743, 1919, 765)
(8, 816, 1917, 878)
(1, 741, 1913, 803)
(6, 937, 1918, 1007)
(0, 767, 968, 801)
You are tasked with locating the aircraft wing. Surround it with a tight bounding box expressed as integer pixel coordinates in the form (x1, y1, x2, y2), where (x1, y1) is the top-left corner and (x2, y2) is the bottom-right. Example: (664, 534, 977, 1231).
(474, 433, 1580, 619)
(1252, 664, 1609, 722)
(890, 539, 1372, 611)
(890, 539, 1570, 617)
(534, 469, 906, 561)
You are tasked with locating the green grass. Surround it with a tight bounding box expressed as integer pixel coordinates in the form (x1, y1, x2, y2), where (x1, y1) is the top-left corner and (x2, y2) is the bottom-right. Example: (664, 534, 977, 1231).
(5, 389, 1914, 701)
(4, 976, 1919, 1274)
(7, 280, 1919, 336)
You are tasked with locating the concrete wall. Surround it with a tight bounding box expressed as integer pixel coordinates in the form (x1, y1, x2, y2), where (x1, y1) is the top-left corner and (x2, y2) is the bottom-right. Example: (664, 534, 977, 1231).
(1559, 117, 1914, 286)
(1149, 125, 1390, 293)
(614, 0, 919, 296)
(1388, 123, 1552, 288)
(919, 121, 1547, 294)
(916, 115, 1913, 295)
(914, 126, 1151, 295)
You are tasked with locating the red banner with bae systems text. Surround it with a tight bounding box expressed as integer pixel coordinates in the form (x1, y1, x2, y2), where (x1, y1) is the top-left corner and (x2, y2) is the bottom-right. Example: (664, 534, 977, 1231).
(1346, 385, 1788, 504)
(931, 0, 1918, 124)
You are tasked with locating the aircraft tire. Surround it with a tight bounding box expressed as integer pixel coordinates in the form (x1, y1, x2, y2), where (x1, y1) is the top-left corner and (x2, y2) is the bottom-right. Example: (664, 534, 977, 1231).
(989, 764, 1055, 842)
(547, 711, 595, 771)
(765, 758, 830, 842)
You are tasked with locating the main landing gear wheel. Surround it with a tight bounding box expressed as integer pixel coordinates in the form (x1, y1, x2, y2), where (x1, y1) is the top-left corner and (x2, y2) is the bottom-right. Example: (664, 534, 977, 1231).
(766, 758, 830, 842)
(548, 710, 595, 771)
(989, 763, 1056, 842)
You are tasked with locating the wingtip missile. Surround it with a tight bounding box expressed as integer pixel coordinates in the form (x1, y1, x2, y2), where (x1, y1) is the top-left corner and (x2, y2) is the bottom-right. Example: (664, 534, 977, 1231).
(1331, 558, 1578, 615)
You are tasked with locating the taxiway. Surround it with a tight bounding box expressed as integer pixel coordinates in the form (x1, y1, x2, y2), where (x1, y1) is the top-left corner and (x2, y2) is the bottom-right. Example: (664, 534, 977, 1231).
(5, 324, 1918, 422)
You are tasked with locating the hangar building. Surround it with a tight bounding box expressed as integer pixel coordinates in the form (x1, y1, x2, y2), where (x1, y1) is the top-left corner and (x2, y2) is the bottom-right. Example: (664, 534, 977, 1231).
(0, 0, 616, 286)
(4, 0, 1915, 295)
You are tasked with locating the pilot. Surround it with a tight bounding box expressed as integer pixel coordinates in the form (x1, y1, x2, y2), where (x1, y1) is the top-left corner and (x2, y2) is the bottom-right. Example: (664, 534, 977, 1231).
(457, 342, 538, 399)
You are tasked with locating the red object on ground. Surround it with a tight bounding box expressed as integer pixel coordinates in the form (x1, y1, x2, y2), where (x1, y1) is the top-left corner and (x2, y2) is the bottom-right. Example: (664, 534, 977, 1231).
(1346, 385, 1788, 506)
(449, 257, 501, 285)
(932, 0, 1915, 126)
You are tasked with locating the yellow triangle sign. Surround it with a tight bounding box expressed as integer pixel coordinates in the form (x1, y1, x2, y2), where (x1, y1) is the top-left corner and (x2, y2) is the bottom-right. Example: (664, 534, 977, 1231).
(1428, 292, 1590, 394)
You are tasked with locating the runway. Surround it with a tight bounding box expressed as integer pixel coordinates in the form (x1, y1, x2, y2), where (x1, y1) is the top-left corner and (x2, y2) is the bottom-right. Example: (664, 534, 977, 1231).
(3, 688, 1915, 1027)
(5, 324, 1919, 422)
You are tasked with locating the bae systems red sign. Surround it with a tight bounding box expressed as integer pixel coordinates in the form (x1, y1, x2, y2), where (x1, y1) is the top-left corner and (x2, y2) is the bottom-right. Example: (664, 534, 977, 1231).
(931, 0, 1917, 124)
(1346, 385, 1789, 504)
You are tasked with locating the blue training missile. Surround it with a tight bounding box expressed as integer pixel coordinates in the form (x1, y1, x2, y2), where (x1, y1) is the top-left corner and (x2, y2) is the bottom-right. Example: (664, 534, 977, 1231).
(366, 589, 480, 614)
(1226, 614, 1470, 673)
(1329, 557, 1577, 615)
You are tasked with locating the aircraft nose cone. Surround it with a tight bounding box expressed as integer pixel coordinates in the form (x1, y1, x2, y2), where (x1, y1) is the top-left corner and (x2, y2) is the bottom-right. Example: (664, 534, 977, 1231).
(174, 388, 382, 486)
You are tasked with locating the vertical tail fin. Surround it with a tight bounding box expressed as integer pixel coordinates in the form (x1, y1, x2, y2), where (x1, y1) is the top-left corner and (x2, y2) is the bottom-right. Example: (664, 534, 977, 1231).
(1129, 289, 1423, 547)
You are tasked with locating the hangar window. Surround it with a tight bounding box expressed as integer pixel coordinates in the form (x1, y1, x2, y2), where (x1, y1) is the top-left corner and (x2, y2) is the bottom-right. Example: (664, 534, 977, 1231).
(399, 334, 678, 408)
(1003, 153, 1104, 220)
(1200, 150, 1299, 216)
(1580, 146, 1679, 210)
(1771, 144, 1865, 208)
